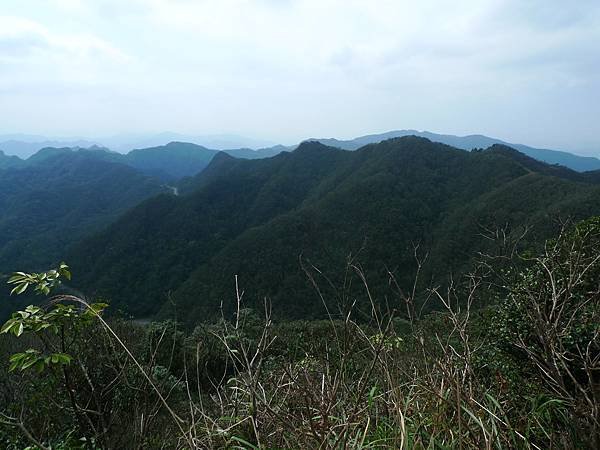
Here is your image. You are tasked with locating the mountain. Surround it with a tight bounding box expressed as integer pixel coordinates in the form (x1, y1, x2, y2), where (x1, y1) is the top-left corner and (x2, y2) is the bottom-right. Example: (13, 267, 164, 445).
(313, 130, 600, 172)
(224, 145, 289, 160)
(16, 142, 218, 181)
(0, 140, 289, 274)
(122, 141, 286, 180)
(95, 132, 278, 153)
(0, 152, 167, 274)
(8, 142, 288, 182)
(0, 132, 279, 158)
(122, 142, 219, 180)
(68, 137, 600, 322)
(0, 150, 22, 169)
(0, 135, 100, 159)
(4, 130, 596, 172)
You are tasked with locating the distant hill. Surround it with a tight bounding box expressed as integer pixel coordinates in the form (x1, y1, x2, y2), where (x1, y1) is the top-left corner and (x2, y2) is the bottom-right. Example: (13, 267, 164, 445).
(0, 150, 22, 169)
(224, 145, 289, 160)
(68, 137, 600, 322)
(122, 141, 287, 180)
(5, 142, 288, 181)
(123, 142, 219, 180)
(0, 135, 100, 159)
(312, 130, 600, 172)
(97, 132, 278, 153)
(0, 133, 279, 158)
(3, 130, 597, 172)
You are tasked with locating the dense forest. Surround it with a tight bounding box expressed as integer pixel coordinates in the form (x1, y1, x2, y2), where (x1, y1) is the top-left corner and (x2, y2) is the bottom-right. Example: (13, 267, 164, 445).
(0, 136, 599, 448)
(68, 137, 600, 323)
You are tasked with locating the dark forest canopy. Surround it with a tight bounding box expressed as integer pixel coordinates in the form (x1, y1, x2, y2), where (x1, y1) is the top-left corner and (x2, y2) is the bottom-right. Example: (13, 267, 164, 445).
(4, 135, 600, 322)
(62, 136, 600, 322)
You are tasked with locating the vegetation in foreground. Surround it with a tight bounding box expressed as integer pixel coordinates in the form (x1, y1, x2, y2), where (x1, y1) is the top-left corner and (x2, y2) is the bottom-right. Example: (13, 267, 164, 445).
(0, 218, 599, 449)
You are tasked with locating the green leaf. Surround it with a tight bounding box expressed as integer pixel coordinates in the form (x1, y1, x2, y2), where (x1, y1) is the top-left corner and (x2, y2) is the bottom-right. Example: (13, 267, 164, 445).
(53, 353, 72, 365)
(10, 282, 29, 295)
(0, 319, 16, 334)
(368, 385, 377, 409)
(21, 356, 40, 371)
(9, 353, 25, 363)
(24, 305, 41, 314)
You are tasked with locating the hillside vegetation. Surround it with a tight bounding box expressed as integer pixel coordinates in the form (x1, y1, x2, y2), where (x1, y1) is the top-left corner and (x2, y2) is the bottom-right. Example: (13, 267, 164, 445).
(313, 129, 600, 171)
(0, 217, 598, 448)
(68, 137, 600, 322)
(0, 153, 166, 272)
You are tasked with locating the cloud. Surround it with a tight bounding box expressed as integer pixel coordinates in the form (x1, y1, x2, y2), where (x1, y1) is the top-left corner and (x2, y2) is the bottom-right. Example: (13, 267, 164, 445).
(0, 15, 128, 67)
(0, 0, 599, 152)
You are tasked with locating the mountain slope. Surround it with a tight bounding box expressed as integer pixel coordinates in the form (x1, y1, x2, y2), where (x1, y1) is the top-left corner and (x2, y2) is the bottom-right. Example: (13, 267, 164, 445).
(122, 141, 287, 180)
(224, 145, 288, 160)
(69, 143, 349, 315)
(123, 142, 220, 180)
(0, 150, 22, 169)
(68, 137, 600, 322)
(9, 142, 288, 182)
(0, 137, 99, 159)
(0, 152, 167, 273)
(313, 130, 600, 172)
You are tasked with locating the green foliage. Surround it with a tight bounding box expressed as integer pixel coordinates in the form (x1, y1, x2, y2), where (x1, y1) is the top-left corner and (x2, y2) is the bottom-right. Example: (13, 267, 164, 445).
(7, 349, 71, 373)
(0, 151, 165, 290)
(7, 262, 70, 296)
(1, 264, 107, 377)
(70, 137, 600, 322)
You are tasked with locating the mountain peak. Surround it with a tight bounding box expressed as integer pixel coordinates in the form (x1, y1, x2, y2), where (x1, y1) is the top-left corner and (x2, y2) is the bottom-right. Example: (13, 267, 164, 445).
(295, 140, 338, 153)
(165, 141, 206, 149)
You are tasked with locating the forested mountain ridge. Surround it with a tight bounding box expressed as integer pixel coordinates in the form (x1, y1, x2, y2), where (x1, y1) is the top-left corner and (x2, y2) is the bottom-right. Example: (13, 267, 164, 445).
(0, 150, 22, 169)
(1, 141, 287, 182)
(5, 129, 598, 177)
(123, 142, 219, 180)
(68, 141, 351, 316)
(313, 130, 600, 171)
(67, 136, 600, 322)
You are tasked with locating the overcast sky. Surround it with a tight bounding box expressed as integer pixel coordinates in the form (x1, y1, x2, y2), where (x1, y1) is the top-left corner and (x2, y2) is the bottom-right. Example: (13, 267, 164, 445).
(1, 0, 599, 154)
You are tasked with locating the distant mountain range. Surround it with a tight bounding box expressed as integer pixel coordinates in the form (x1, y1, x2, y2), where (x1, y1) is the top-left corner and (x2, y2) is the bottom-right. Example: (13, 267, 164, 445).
(0, 135, 99, 159)
(2, 129, 599, 171)
(311, 130, 600, 172)
(0, 133, 278, 158)
(0, 142, 287, 181)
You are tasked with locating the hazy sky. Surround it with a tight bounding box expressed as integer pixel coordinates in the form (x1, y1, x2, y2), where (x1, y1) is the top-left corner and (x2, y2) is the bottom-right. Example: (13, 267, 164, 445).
(1, 0, 599, 153)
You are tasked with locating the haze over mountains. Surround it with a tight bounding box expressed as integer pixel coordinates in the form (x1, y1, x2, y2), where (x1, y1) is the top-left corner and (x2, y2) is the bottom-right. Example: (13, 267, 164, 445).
(313, 130, 600, 172)
(0, 133, 279, 159)
(2, 130, 599, 172)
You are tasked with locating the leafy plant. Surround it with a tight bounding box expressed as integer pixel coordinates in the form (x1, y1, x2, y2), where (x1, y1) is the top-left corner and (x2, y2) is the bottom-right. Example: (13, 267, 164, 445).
(1, 264, 107, 373)
(7, 262, 71, 296)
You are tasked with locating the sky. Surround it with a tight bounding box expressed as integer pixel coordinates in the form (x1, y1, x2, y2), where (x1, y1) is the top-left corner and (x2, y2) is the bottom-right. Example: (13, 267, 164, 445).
(0, 0, 599, 154)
